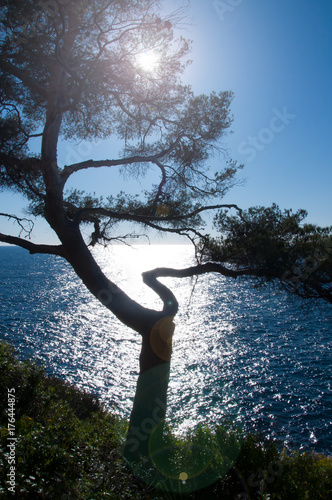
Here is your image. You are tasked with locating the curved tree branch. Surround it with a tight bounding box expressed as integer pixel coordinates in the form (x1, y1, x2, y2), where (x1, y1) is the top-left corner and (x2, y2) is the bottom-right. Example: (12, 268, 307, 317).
(145, 263, 332, 305)
(143, 262, 262, 282)
(0, 232, 66, 257)
(142, 271, 178, 316)
(73, 203, 243, 225)
(60, 138, 183, 187)
(139, 260, 261, 341)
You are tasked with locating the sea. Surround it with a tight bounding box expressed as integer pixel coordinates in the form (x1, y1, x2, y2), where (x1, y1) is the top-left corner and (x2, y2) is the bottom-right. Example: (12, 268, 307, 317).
(0, 244, 331, 455)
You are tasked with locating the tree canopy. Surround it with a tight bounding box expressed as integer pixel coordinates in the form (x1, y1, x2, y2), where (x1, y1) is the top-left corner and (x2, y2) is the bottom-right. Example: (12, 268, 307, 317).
(0, 0, 243, 252)
(200, 204, 332, 303)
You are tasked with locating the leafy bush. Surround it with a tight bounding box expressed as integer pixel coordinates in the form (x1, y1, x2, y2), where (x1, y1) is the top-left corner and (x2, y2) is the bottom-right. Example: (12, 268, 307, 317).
(0, 341, 331, 499)
(0, 342, 151, 499)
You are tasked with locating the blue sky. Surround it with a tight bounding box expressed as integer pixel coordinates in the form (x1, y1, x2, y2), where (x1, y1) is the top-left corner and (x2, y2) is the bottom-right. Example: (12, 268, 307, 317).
(184, 0, 332, 224)
(1, 0, 331, 243)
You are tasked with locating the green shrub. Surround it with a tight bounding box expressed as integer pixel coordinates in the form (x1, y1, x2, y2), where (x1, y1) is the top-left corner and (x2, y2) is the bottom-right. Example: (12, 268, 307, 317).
(0, 341, 149, 499)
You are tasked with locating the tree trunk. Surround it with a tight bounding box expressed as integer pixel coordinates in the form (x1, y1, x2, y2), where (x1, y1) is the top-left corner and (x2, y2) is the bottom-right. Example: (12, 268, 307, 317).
(123, 316, 175, 467)
(43, 210, 179, 468)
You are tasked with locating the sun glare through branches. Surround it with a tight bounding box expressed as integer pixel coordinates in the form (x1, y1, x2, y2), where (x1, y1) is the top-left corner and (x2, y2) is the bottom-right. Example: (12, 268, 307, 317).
(136, 49, 161, 73)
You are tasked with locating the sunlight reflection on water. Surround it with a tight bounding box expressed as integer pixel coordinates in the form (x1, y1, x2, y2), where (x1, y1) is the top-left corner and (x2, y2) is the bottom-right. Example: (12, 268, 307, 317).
(0, 245, 331, 454)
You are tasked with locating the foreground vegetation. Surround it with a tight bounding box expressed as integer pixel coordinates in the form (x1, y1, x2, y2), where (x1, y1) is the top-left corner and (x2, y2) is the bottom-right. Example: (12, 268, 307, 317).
(0, 341, 331, 499)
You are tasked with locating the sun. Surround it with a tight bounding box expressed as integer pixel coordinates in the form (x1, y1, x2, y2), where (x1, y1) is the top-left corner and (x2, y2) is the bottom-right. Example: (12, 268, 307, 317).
(136, 50, 161, 73)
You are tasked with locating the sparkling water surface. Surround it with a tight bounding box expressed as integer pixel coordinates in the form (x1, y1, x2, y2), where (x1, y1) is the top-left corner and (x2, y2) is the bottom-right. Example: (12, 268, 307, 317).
(0, 245, 331, 455)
